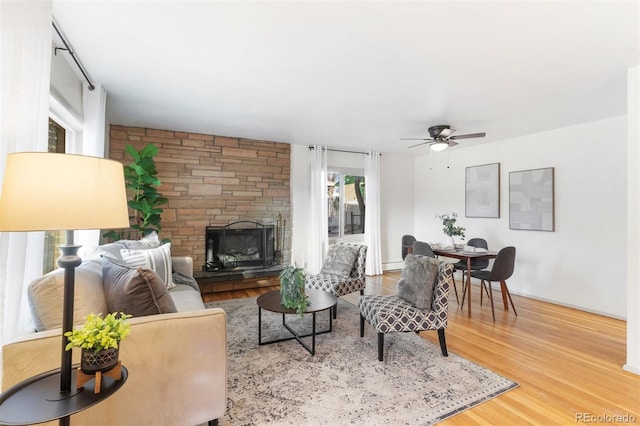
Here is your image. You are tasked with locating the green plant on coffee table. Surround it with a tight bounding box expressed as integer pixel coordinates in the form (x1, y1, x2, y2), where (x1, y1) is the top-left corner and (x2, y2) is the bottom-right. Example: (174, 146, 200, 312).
(64, 312, 132, 353)
(103, 143, 168, 241)
(436, 212, 466, 239)
(279, 264, 309, 316)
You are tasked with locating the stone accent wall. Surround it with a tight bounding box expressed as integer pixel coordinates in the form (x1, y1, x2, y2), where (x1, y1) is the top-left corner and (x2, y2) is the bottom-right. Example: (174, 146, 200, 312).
(108, 125, 291, 269)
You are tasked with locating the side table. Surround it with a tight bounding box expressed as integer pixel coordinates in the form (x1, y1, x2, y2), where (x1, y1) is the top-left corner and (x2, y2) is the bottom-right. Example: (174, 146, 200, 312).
(0, 365, 128, 425)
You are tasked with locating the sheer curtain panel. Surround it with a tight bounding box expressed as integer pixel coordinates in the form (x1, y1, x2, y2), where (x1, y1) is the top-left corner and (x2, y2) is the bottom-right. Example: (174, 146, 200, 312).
(0, 0, 53, 367)
(364, 151, 383, 275)
(307, 146, 328, 274)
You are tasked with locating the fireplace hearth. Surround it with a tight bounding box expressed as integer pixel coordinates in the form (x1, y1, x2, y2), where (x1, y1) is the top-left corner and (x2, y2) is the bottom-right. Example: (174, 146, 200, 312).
(205, 221, 275, 272)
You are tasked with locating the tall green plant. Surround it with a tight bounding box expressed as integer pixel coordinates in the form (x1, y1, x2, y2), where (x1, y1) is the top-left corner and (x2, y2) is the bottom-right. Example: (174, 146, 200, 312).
(103, 144, 168, 240)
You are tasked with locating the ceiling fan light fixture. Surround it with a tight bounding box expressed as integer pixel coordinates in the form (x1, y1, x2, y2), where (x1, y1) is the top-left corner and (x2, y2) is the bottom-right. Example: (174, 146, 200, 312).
(430, 141, 449, 152)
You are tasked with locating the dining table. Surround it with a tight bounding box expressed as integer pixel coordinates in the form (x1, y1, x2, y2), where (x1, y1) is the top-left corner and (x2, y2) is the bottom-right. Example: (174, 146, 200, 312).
(431, 247, 498, 317)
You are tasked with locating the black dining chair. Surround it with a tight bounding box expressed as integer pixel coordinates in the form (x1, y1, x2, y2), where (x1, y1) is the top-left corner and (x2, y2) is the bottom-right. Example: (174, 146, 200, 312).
(411, 240, 435, 257)
(413, 240, 460, 304)
(401, 235, 416, 260)
(470, 246, 517, 321)
(454, 237, 490, 309)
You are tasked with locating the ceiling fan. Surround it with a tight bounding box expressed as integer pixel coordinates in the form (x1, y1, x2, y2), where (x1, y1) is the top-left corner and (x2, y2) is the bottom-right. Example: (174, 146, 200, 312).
(401, 125, 486, 151)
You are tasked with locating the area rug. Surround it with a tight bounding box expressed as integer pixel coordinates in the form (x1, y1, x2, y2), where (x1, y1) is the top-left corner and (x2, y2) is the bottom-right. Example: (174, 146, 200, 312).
(206, 296, 518, 425)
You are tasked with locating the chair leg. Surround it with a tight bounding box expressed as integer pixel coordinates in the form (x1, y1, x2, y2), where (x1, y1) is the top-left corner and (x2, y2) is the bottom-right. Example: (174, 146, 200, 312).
(333, 304, 337, 319)
(480, 279, 484, 306)
(502, 280, 518, 316)
(486, 280, 496, 322)
(451, 275, 459, 304)
(377, 333, 384, 361)
(460, 274, 468, 309)
(359, 314, 365, 337)
(437, 328, 448, 356)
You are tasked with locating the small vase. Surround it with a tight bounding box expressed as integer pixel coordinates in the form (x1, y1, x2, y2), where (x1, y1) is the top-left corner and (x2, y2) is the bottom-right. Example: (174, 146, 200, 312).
(448, 236, 455, 249)
(80, 347, 120, 374)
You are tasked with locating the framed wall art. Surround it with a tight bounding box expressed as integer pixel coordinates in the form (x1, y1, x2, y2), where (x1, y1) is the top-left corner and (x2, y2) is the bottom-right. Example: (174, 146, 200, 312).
(509, 167, 555, 231)
(465, 162, 500, 218)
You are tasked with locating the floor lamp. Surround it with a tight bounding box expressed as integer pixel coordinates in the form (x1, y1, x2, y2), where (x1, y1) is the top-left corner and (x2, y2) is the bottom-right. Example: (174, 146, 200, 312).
(0, 153, 130, 425)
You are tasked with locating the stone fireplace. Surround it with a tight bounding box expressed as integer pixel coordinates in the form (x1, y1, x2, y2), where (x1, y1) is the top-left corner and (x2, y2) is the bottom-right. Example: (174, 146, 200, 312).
(205, 221, 276, 272)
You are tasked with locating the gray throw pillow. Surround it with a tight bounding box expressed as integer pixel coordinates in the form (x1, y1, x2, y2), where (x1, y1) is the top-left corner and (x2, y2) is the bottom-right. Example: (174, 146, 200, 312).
(320, 244, 359, 277)
(397, 254, 440, 310)
(102, 257, 177, 317)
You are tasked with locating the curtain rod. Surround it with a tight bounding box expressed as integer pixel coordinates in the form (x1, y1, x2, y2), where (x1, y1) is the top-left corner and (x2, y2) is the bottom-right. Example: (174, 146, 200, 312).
(308, 146, 376, 156)
(52, 21, 95, 91)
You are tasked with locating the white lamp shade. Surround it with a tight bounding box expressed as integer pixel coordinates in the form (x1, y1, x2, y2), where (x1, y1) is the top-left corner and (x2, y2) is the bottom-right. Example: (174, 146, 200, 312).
(0, 153, 130, 231)
(430, 141, 449, 152)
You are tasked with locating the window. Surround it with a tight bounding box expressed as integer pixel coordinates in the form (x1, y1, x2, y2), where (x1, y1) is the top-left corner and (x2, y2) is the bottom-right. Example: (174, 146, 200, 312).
(327, 171, 365, 238)
(42, 118, 66, 274)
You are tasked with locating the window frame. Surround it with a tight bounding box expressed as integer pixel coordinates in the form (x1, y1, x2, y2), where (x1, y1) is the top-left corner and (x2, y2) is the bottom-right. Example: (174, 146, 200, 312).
(327, 167, 365, 243)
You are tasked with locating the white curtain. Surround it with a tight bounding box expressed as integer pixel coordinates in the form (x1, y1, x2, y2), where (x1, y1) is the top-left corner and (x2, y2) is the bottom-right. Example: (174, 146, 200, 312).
(364, 151, 383, 275)
(0, 0, 53, 357)
(307, 146, 328, 274)
(77, 82, 108, 251)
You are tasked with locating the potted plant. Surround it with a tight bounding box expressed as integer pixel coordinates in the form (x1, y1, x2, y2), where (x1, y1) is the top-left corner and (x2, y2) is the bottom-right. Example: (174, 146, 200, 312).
(279, 264, 308, 316)
(103, 143, 169, 241)
(436, 212, 466, 248)
(65, 312, 132, 374)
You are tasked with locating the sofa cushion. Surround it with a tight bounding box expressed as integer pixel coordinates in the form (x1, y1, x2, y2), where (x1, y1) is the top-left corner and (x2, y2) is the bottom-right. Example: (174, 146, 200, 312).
(320, 244, 359, 277)
(397, 254, 439, 310)
(120, 242, 175, 289)
(169, 284, 206, 312)
(102, 257, 177, 317)
(27, 260, 108, 332)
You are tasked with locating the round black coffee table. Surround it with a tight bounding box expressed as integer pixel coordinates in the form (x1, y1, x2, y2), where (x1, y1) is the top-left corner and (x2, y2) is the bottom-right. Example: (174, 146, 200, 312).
(257, 288, 337, 355)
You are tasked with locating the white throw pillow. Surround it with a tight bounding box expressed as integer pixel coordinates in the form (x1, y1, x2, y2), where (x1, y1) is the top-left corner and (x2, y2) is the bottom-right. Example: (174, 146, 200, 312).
(120, 242, 175, 289)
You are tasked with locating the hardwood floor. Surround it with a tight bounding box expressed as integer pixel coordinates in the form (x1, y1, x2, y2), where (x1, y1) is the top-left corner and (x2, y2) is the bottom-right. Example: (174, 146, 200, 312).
(203, 271, 640, 425)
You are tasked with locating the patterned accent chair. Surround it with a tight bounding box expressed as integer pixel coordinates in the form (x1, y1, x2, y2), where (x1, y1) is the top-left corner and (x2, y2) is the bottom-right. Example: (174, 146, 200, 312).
(305, 243, 367, 318)
(359, 260, 454, 361)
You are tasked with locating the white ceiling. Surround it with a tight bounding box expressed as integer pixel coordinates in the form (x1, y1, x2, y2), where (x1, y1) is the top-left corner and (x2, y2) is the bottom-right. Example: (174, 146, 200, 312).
(51, 1, 639, 155)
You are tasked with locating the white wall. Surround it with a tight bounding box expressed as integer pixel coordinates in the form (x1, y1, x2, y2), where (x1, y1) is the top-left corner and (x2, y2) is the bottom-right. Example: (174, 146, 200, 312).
(414, 115, 628, 319)
(49, 46, 83, 122)
(290, 146, 415, 272)
(626, 66, 640, 374)
(380, 154, 415, 270)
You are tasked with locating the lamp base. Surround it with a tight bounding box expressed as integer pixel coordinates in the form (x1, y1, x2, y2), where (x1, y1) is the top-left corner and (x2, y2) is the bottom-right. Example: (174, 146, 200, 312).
(57, 237, 82, 395)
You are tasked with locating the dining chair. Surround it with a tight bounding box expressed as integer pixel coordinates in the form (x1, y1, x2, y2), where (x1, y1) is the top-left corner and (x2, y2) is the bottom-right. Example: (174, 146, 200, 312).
(470, 246, 517, 321)
(401, 235, 416, 260)
(411, 240, 435, 257)
(414, 240, 459, 304)
(454, 237, 490, 309)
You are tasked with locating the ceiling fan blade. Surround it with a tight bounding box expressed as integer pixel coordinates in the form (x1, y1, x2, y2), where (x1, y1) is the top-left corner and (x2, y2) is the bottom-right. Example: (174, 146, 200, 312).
(439, 128, 454, 138)
(407, 141, 431, 148)
(447, 140, 459, 147)
(400, 137, 432, 141)
(450, 132, 486, 140)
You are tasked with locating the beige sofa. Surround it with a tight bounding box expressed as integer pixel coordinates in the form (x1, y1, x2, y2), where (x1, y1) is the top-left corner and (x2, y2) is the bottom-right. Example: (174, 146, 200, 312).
(2, 255, 227, 426)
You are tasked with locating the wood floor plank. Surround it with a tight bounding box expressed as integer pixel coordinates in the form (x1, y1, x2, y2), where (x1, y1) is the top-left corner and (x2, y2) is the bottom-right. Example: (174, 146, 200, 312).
(202, 271, 640, 424)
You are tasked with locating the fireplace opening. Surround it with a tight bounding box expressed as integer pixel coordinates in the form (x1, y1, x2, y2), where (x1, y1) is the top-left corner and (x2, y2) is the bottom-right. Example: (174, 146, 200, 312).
(205, 221, 275, 272)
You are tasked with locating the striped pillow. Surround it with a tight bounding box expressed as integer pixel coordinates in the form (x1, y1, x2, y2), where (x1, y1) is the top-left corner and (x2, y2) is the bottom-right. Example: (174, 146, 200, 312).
(120, 242, 175, 289)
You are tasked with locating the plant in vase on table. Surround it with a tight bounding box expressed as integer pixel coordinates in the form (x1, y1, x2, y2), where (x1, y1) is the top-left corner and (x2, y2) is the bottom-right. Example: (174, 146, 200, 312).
(279, 264, 309, 316)
(65, 312, 131, 374)
(437, 212, 466, 249)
